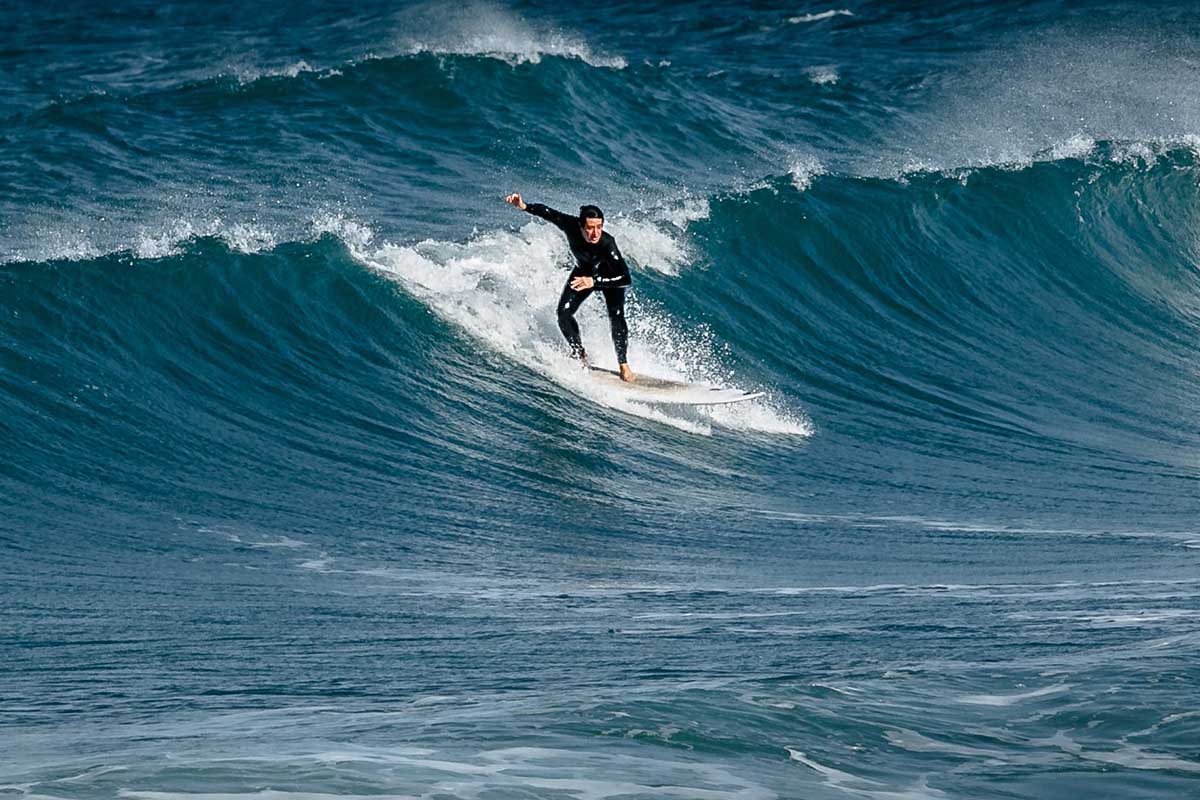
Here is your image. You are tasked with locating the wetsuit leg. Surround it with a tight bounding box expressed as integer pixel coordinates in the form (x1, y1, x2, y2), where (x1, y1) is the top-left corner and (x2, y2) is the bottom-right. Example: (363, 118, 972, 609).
(556, 278, 593, 358)
(601, 287, 629, 364)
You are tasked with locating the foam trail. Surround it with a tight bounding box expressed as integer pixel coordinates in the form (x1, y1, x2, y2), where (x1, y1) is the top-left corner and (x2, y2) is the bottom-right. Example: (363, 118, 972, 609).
(332, 218, 802, 435)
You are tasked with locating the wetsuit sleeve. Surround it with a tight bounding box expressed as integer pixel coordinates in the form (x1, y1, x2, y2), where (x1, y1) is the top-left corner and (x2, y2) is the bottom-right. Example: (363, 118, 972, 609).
(524, 203, 577, 234)
(593, 238, 632, 289)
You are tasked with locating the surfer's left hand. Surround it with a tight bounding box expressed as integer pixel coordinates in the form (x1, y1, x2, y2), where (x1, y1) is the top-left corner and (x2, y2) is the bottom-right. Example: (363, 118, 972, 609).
(570, 276, 595, 291)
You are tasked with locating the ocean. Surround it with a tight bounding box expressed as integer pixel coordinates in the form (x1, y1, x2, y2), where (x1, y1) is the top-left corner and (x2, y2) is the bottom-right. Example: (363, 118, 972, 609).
(3, 2, 1199, 797)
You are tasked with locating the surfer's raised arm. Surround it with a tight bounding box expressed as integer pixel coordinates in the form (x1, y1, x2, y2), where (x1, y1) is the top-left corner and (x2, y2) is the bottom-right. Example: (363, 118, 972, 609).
(505, 193, 576, 233)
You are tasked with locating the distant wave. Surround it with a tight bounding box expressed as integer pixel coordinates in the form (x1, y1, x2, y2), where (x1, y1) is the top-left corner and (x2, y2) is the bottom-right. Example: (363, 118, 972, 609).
(9, 136, 1197, 266)
(1, 8, 623, 130)
(399, 32, 626, 69)
(860, 134, 1200, 180)
(8, 142, 1200, 449)
(391, 2, 626, 68)
(696, 145, 1200, 461)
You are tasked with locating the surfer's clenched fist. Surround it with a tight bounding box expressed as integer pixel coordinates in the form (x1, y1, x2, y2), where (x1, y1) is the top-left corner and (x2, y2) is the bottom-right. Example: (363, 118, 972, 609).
(504, 193, 526, 211)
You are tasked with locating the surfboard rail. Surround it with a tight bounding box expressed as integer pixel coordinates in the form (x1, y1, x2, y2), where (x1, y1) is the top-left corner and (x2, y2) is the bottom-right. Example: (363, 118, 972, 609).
(588, 366, 764, 406)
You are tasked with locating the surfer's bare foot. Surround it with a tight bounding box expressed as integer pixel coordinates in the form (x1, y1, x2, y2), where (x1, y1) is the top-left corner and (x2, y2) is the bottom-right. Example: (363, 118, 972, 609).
(575, 349, 589, 369)
(619, 363, 635, 382)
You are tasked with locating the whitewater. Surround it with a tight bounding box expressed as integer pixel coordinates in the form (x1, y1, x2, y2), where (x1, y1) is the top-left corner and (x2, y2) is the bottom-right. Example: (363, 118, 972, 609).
(3, 2, 1200, 799)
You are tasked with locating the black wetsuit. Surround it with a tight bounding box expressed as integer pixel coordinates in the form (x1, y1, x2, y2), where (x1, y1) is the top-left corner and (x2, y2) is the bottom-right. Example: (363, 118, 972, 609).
(525, 203, 632, 363)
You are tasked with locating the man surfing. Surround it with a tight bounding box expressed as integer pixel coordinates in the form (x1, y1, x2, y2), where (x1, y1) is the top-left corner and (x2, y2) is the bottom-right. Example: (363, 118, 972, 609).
(505, 193, 635, 382)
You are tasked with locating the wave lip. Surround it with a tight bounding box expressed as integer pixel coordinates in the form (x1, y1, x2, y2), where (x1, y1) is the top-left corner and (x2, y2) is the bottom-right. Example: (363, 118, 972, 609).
(394, 4, 627, 68)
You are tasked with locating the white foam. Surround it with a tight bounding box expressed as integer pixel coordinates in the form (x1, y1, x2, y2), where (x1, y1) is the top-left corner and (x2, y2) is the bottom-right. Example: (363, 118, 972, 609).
(225, 222, 278, 253)
(1177, 133, 1200, 158)
(702, 398, 814, 436)
(1109, 140, 1157, 166)
(3, 213, 289, 265)
(310, 212, 375, 251)
(1049, 133, 1096, 160)
(276, 60, 314, 79)
(894, 159, 941, 180)
(134, 218, 279, 259)
(228, 60, 323, 84)
(788, 155, 826, 191)
(135, 220, 208, 259)
(648, 194, 712, 229)
(1096, 134, 1200, 168)
(20, 230, 102, 263)
(788, 10, 855, 24)
(332, 216, 804, 436)
(893, 20, 1200, 178)
(896, 133, 1200, 178)
(805, 66, 840, 86)
(397, 5, 626, 69)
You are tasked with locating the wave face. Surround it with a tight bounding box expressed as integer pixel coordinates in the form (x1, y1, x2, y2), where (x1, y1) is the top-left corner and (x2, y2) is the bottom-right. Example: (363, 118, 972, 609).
(4, 2, 1200, 799)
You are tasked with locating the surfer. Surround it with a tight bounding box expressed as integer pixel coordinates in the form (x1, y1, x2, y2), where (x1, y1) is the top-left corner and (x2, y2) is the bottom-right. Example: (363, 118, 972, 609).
(505, 193, 635, 382)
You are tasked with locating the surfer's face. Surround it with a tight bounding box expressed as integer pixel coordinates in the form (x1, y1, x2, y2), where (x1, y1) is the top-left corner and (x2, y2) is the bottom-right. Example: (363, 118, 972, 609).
(581, 217, 603, 244)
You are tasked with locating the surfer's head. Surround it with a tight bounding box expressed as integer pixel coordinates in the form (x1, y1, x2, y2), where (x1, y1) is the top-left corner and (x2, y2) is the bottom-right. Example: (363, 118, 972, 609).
(579, 205, 604, 244)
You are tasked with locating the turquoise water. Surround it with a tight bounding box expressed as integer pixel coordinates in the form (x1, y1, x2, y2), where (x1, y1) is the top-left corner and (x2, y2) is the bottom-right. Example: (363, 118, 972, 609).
(3, 2, 1200, 798)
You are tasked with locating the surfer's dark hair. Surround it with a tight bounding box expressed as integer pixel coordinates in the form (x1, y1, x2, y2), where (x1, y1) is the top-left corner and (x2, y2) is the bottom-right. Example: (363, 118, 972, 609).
(579, 204, 604, 223)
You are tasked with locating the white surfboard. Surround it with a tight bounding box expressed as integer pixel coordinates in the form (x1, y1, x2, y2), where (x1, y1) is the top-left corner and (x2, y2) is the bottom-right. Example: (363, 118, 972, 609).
(588, 366, 764, 406)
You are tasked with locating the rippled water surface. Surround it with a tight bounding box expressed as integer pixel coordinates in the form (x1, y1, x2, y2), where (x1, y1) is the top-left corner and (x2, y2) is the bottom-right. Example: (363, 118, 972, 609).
(3, 2, 1200, 797)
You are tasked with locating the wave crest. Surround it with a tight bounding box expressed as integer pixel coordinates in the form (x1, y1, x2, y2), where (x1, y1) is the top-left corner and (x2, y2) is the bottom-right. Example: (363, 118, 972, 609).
(394, 3, 626, 69)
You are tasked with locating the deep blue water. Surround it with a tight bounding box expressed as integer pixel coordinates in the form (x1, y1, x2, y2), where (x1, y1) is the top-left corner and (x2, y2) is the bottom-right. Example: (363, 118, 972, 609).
(3, 2, 1200, 798)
